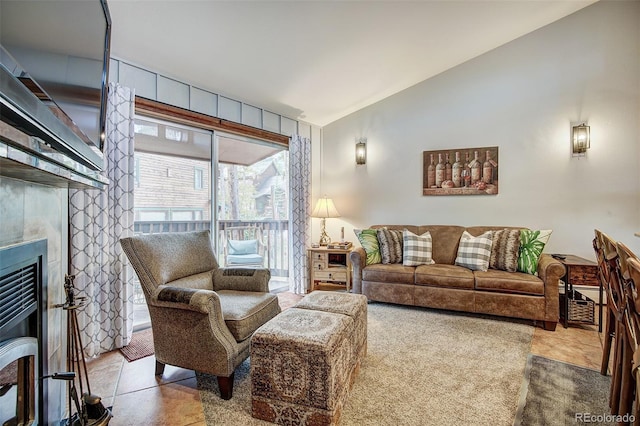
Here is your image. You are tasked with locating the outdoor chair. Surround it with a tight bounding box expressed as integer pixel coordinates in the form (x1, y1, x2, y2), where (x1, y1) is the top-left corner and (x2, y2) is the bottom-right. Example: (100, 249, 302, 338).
(120, 230, 280, 399)
(223, 226, 267, 268)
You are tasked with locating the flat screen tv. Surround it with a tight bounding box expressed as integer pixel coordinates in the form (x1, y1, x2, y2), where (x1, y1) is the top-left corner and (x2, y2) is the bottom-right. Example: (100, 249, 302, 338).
(0, 0, 111, 170)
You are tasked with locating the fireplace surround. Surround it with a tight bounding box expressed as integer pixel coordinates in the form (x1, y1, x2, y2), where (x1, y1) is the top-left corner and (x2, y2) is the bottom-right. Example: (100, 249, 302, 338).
(0, 239, 48, 425)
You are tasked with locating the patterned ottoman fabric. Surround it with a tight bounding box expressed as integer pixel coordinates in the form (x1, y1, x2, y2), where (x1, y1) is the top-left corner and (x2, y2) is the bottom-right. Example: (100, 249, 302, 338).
(251, 305, 364, 425)
(293, 291, 368, 358)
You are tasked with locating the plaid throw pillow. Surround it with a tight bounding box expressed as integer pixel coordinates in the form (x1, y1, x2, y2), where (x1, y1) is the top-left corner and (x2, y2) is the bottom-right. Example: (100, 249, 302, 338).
(402, 230, 435, 266)
(455, 231, 493, 271)
(377, 228, 403, 264)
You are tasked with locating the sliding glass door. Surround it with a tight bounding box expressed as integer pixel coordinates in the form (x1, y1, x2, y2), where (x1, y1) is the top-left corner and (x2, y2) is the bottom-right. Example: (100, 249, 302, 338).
(131, 116, 290, 329)
(132, 116, 214, 329)
(215, 133, 289, 292)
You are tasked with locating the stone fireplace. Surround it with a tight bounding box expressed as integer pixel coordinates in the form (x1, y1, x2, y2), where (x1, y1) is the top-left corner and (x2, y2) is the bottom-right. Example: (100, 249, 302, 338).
(0, 176, 68, 424)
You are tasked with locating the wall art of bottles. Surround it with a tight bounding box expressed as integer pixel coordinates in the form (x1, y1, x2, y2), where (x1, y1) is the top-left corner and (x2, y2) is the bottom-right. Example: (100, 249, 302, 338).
(422, 146, 498, 196)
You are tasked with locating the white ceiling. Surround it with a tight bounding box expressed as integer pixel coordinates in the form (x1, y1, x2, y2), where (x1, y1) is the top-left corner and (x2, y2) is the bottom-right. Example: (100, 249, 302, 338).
(108, 0, 597, 127)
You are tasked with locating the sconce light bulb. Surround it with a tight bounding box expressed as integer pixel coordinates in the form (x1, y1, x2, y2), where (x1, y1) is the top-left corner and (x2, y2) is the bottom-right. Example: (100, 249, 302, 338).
(355, 139, 367, 165)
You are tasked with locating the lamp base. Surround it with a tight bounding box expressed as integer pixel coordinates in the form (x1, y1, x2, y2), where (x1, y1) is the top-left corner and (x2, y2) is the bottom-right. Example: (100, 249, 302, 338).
(319, 218, 331, 246)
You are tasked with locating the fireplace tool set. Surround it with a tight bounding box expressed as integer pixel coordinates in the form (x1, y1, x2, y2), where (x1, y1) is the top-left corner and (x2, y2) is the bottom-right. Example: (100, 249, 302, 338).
(48, 274, 112, 426)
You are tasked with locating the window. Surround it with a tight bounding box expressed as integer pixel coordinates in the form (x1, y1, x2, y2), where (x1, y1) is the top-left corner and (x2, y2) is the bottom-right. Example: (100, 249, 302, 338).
(165, 126, 187, 142)
(194, 167, 204, 190)
(137, 210, 169, 221)
(134, 122, 158, 137)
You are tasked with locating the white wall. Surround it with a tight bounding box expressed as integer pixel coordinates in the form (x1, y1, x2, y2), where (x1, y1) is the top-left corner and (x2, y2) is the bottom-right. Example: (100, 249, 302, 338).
(318, 1, 640, 260)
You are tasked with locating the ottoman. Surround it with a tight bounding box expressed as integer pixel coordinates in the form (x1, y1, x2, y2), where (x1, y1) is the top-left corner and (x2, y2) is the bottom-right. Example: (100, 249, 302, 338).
(251, 307, 360, 425)
(293, 291, 368, 358)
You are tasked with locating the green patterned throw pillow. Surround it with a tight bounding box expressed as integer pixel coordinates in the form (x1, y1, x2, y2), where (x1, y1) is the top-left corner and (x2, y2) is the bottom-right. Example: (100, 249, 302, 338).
(354, 229, 382, 265)
(517, 229, 552, 275)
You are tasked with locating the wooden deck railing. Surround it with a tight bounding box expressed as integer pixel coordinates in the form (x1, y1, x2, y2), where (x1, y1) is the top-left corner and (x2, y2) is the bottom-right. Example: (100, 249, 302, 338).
(133, 219, 289, 277)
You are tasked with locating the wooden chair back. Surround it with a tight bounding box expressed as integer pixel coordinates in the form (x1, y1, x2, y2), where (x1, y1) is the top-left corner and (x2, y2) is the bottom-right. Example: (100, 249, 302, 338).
(601, 232, 624, 314)
(594, 229, 611, 293)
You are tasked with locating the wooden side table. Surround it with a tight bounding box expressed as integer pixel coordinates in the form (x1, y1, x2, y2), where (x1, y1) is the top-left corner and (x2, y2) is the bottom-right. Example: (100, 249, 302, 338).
(307, 247, 352, 292)
(554, 254, 601, 330)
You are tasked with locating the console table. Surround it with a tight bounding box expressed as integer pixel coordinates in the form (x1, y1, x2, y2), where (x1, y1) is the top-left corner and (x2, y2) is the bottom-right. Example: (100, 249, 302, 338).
(554, 254, 601, 331)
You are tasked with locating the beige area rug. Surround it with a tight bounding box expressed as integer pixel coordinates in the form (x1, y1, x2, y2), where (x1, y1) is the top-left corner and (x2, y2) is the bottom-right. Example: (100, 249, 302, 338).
(197, 302, 534, 425)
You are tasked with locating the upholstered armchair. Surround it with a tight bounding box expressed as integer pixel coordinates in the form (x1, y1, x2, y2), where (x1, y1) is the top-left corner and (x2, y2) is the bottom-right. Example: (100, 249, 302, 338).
(119, 230, 280, 399)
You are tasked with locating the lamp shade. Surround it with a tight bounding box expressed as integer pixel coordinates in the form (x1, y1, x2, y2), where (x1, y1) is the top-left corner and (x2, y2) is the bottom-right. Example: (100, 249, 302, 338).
(312, 197, 340, 218)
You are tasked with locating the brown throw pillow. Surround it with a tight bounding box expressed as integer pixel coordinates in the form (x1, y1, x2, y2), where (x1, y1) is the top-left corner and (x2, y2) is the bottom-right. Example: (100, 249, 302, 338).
(377, 228, 403, 264)
(489, 229, 520, 272)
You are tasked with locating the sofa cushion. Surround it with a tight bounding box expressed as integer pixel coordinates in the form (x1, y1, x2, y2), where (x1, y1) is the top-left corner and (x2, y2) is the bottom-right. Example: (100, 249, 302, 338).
(489, 229, 520, 272)
(455, 231, 493, 271)
(217, 290, 281, 341)
(403, 230, 435, 266)
(377, 228, 403, 264)
(362, 263, 415, 285)
(354, 229, 382, 265)
(474, 270, 544, 295)
(517, 229, 552, 275)
(415, 264, 475, 289)
(419, 226, 465, 265)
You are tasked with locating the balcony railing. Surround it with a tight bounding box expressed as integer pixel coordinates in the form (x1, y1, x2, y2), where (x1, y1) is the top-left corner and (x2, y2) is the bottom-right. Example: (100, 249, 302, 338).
(133, 219, 289, 277)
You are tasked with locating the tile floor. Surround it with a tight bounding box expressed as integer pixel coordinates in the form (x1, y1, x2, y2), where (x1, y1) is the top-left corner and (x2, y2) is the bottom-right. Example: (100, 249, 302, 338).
(85, 295, 608, 426)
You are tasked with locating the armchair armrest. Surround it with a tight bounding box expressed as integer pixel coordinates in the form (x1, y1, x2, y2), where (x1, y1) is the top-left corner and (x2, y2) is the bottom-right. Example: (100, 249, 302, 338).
(153, 285, 224, 318)
(350, 248, 366, 294)
(151, 285, 240, 366)
(213, 268, 271, 292)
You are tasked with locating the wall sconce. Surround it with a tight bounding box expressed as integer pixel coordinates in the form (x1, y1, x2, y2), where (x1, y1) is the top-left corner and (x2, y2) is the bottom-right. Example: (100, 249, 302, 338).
(311, 196, 340, 246)
(355, 137, 367, 165)
(571, 123, 590, 156)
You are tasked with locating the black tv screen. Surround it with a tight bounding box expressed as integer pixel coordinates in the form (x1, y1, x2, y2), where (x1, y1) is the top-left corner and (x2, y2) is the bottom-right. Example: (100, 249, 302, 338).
(0, 0, 111, 153)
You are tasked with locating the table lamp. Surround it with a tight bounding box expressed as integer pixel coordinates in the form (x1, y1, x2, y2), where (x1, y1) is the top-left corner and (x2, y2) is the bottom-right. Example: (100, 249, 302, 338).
(312, 196, 340, 246)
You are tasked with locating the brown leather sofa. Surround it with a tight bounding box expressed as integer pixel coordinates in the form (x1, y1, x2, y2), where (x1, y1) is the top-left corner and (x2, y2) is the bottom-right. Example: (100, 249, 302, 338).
(350, 225, 566, 331)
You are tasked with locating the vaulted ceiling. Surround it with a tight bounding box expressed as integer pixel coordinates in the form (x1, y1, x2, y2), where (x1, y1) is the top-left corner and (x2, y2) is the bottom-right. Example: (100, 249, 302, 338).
(109, 1, 596, 127)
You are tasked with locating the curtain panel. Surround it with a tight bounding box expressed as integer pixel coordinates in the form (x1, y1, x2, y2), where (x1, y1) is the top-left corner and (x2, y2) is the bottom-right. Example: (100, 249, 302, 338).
(68, 83, 136, 357)
(288, 134, 312, 294)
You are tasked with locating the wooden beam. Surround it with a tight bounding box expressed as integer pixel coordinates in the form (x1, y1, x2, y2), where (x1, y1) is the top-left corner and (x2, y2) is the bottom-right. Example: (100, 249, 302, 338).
(134, 96, 289, 147)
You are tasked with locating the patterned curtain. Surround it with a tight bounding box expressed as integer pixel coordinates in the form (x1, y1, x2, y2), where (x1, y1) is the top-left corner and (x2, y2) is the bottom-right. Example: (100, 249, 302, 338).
(288, 134, 312, 294)
(68, 83, 135, 357)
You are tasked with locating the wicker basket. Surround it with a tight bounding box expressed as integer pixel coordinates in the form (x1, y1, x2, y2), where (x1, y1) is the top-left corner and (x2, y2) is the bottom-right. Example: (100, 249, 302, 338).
(563, 290, 595, 325)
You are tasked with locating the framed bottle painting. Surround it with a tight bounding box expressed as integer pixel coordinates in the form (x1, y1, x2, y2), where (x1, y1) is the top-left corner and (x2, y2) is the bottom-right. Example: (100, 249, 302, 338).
(423, 146, 498, 196)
